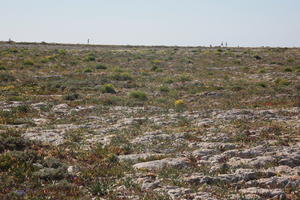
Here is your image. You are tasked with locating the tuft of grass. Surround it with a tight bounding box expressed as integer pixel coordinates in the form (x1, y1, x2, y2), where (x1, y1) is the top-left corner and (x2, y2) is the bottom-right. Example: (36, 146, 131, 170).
(284, 67, 293, 72)
(129, 90, 147, 101)
(257, 82, 267, 88)
(83, 67, 93, 73)
(84, 54, 96, 61)
(0, 73, 15, 82)
(0, 65, 6, 70)
(23, 59, 34, 66)
(110, 72, 133, 81)
(64, 93, 80, 101)
(254, 55, 262, 60)
(159, 85, 170, 93)
(96, 64, 108, 70)
(89, 180, 111, 196)
(100, 84, 116, 94)
(275, 78, 290, 86)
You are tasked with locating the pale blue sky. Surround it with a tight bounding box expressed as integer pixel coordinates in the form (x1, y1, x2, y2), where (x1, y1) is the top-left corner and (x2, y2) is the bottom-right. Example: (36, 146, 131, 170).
(1, 0, 300, 47)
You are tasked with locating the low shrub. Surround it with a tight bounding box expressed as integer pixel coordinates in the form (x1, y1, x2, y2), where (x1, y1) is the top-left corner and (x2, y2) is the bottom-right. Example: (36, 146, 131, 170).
(96, 64, 107, 70)
(129, 90, 147, 101)
(110, 72, 132, 81)
(23, 59, 34, 66)
(284, 67, 293, 72)
(64, 93, 80, 101)
(84, 67, 93, 73)
(85, 54, 96, 61)
(0, 73, 15, 82)
(100, 84, 116, 94)
(0, 65, 6, 70)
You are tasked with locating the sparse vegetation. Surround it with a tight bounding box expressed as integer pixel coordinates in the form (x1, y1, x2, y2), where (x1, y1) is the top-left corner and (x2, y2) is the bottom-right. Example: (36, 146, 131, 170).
(0, 43, 299, 199)
(100, 84, 116, 94)
(129, 90, 148, 101)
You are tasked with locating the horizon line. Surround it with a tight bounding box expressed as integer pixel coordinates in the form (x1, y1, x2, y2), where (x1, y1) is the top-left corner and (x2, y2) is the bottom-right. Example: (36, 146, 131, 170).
(1, 40, 299, 49)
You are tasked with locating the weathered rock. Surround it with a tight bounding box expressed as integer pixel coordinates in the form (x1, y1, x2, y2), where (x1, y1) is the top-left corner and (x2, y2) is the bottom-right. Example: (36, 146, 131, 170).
(165, 186, 192, 200)
(132, 131, 171, 144)
(118, 153, 165, 162)
(133, 157, 190, 170)
(239, 187, 286, 199)
(278, 153, 300, 167)
(52, 103, 69, 114)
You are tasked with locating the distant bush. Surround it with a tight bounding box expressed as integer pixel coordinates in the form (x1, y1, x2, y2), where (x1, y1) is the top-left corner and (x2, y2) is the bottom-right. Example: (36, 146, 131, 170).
(254, 55, 262, 60)
(257, 82, 267, 88)
(178, 75, 191, 82)
(129, 90, 147, 101)
(0, 73, 15, 82)
(89, 180, 110, 196)
(100, 84, 116, 94)
(259, 69, 266, 73)
(164, 77, 174, 84)
(159, 86, 170, 93)
(85, 54, 96, 62)
(284, 67, 293, 72)
(96, 64, 107, 70)
(0, 65, 6, 70)
(13, 104, 31, 113)
(275, 78, 290, 86)
(57, 49, 67, 55)
(110, 72, 132, 81)
(151, 66, 163, 72)
(112, 67, 125, 73)
(64, 93, 79, 101)
(83, 67, 93, 73)
(99, 96, 124, 106)
(23, 59, 34, 66)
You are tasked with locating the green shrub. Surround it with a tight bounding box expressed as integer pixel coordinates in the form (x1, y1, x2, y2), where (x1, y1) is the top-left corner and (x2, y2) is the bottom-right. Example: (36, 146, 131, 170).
(112, 67, 125, 73)
(23, 59, 34, 65)
(178, 75, 191, 82)
(254, 55, 262, 60)
(159, 86, 170, 93)
(0, 65, 6, 70)
(110, 72, 132, 81)
(84, 67, 93, 73)
(89, 180, 110, 196)
(151, 65, 163, 72)
(99, 96, 124, 106)
(164, 77, 174, 84)
(14, 104, 31, 113)
(129, 90, 147, 101)
(257, 82, 267, 88)
(64, 93, 80, 101)
(0, 73, 15, 82)
(284, 67, 293, 72)
(57, 49, 67, 55)
(259, 69, 266, 73)
(275, 78, 290, 86)
(85, 54, 96, 61)
(100, 84, 116, 94)
(96, 64, 107, 70)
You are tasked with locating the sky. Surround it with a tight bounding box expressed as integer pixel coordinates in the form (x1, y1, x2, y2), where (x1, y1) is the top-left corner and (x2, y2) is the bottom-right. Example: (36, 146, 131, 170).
(1, 0, 300, 47)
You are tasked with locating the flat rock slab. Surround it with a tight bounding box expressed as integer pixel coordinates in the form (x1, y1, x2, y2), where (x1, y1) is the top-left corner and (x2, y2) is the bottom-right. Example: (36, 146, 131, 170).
(133, 157, 190, 170)
(239, 187, 286, 199)
(118, 153, 165, 162)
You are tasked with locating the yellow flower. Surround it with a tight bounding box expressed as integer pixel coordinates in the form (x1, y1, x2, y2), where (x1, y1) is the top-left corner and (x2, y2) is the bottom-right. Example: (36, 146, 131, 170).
(175, 100, 184, 107)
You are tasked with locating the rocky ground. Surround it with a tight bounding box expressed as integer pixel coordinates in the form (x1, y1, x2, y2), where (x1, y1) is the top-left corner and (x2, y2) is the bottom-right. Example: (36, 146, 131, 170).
(0, 42, 299, 199)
